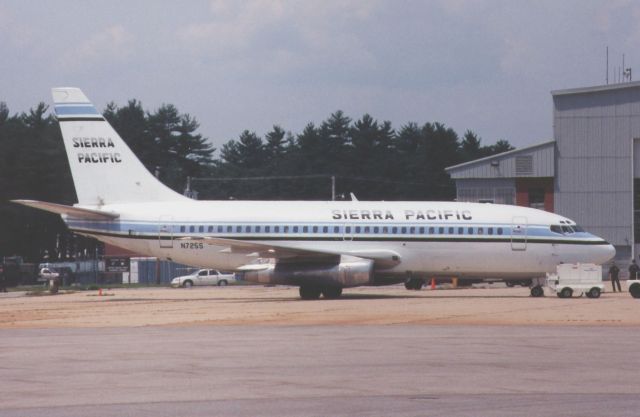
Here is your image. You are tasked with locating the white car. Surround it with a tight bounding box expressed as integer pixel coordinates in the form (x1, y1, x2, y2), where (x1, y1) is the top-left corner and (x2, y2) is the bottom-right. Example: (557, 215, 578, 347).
(39, 267, 60, 282)
(171, 269, 236, 288)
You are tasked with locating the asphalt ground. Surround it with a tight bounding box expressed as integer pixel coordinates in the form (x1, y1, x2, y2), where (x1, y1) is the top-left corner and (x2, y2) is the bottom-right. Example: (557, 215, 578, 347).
(1, 284, 638, 416)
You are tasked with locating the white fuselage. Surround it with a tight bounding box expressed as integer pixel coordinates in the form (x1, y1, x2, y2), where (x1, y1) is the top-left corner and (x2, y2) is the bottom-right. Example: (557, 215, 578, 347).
(65, 200, 615, 284)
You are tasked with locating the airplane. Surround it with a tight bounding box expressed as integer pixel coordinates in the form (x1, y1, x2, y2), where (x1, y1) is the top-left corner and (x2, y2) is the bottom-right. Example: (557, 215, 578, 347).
(12, 88, 616, 299)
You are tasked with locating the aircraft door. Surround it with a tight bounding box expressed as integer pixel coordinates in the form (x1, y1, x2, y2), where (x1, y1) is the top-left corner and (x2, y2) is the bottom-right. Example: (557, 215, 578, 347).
(158, 216, 174, 249)
(510, 216, 527, 251)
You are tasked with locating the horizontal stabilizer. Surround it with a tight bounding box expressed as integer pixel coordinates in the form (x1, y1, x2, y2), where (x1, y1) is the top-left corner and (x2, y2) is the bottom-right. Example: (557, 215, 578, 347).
(11, 200, 119, 220)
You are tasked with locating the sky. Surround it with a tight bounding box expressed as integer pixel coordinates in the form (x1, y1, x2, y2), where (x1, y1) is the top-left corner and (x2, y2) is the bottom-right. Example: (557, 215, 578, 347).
(1, 0, 640, 152)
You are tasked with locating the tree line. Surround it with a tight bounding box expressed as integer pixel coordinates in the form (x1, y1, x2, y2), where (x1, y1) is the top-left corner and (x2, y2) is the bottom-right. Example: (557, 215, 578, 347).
(0, 100, 512, 263)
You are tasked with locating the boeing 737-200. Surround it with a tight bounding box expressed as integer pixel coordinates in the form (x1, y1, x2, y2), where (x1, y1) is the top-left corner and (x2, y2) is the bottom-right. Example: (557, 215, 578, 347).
(12, 88, 615, 299)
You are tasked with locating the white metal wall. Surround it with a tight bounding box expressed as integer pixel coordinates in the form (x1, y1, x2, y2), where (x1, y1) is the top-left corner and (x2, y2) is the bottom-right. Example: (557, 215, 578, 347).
(553, 84, 640, 248)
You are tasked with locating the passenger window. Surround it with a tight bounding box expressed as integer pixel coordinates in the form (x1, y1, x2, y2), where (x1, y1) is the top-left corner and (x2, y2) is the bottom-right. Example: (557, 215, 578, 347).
(401, 227, 406, 234)
(392, 227, 398, 234)
(255, 226, 261, 233)
(303, 226, 308, 233)
(208, 226, 213, 233)
(355, 226, 361, 233)
(364, 226, 370, 233)
(478, 227, 484, 235)
(374, 226, 379, 233)
(274, 226, 280, 233)
(458, 227, 463, 234)
(313, 226, 318, 233)
(189, 226, 195, 233)
(439, 227, 444, 234)
(265, 226, 271, 233)
(468, 227, 474, 235)
(345, 226, 351, 234)
(419, 227, 424, 234)
(429, 227, 434, 234)
(246, 226, 252, 233)
(180, 226, 185, 233)
(323, 226, 328, 233)
(383, 227, 388, 233)
(199, 226, 204, 233)
(293, 226, 299, 233)
(448, 227, 454, 234)
(236, 226, 242, 233)
(497, 228, 503, 235)
(218, 226, 223, 233)
(227, 226, 232, 233)
(334, 226, 340, 233)
(488, 227, 493, 235)
(284, 226, 289, 233)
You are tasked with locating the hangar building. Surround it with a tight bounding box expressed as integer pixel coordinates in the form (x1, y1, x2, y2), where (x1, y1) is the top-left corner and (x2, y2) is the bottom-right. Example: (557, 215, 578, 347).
(446, 81, 640, 262)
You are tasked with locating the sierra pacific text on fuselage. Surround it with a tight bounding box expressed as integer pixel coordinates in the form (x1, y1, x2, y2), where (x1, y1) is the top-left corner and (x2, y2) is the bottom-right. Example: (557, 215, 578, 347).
(331, 209, 473, 221)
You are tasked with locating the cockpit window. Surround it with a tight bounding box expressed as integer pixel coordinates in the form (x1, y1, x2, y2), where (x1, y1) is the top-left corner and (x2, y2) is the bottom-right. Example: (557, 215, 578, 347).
(561, 226, 573, 234)
(550, 225, 563, 234)
(573, 225, 585, 232)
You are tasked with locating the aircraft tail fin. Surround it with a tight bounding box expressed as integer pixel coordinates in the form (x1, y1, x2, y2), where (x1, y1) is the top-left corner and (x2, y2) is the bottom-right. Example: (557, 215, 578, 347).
(52, 87, 187, 206)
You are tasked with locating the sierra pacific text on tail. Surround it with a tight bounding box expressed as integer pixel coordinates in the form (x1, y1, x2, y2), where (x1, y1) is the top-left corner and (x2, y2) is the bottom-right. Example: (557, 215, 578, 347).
(12, 88, 616, 299)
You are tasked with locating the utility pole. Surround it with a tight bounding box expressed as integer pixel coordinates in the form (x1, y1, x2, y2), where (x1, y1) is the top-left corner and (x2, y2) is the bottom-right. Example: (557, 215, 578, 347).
(331, 176, 336, 201)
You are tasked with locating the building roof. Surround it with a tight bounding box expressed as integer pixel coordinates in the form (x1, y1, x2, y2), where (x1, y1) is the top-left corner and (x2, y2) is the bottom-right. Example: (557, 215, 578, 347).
(445, 140, 555, 179)
(551, 81, 640, 97)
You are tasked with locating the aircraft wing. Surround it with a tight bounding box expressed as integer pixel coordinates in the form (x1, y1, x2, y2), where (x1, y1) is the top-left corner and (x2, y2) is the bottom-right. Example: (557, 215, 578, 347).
(11, 200, 120, 220)
(178, 236, 401, 268)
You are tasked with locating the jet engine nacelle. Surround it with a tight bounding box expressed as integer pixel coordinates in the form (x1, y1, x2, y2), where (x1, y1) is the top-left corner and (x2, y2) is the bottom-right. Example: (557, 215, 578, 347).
(242, 255, 374, 288)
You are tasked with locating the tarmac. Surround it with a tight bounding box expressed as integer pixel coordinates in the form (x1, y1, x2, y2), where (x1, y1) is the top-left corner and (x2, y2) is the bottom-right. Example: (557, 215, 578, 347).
(1, 284, 639, 416)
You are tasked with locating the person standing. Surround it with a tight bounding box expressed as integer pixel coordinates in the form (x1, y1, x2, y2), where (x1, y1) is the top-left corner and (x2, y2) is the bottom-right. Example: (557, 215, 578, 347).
(629, 260, 640, 281)
(609, 262, 621, 293)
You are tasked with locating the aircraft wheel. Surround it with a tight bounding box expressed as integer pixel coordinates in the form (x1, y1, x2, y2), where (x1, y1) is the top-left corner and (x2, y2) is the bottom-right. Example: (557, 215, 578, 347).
(299, 286, 322, 300)
(530, 286, 544, 297)
(322, 287, 343, 299)
(560, 287, 573, 299)
(629, 283, 640, 299)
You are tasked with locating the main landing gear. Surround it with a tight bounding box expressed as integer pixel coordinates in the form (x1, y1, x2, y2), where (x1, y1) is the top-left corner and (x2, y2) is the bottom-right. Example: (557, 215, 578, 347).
(530, 285, 544, 297)
(404, 278, 424, 290)
(299, 285, 343, 300)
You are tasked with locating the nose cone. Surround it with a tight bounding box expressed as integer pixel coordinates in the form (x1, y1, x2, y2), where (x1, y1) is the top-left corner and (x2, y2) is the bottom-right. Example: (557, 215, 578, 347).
(598, 243, 616, 264)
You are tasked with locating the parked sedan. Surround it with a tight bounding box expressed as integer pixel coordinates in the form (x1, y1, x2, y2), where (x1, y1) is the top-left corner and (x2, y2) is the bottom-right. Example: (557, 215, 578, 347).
(171, 269, 236, 288)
